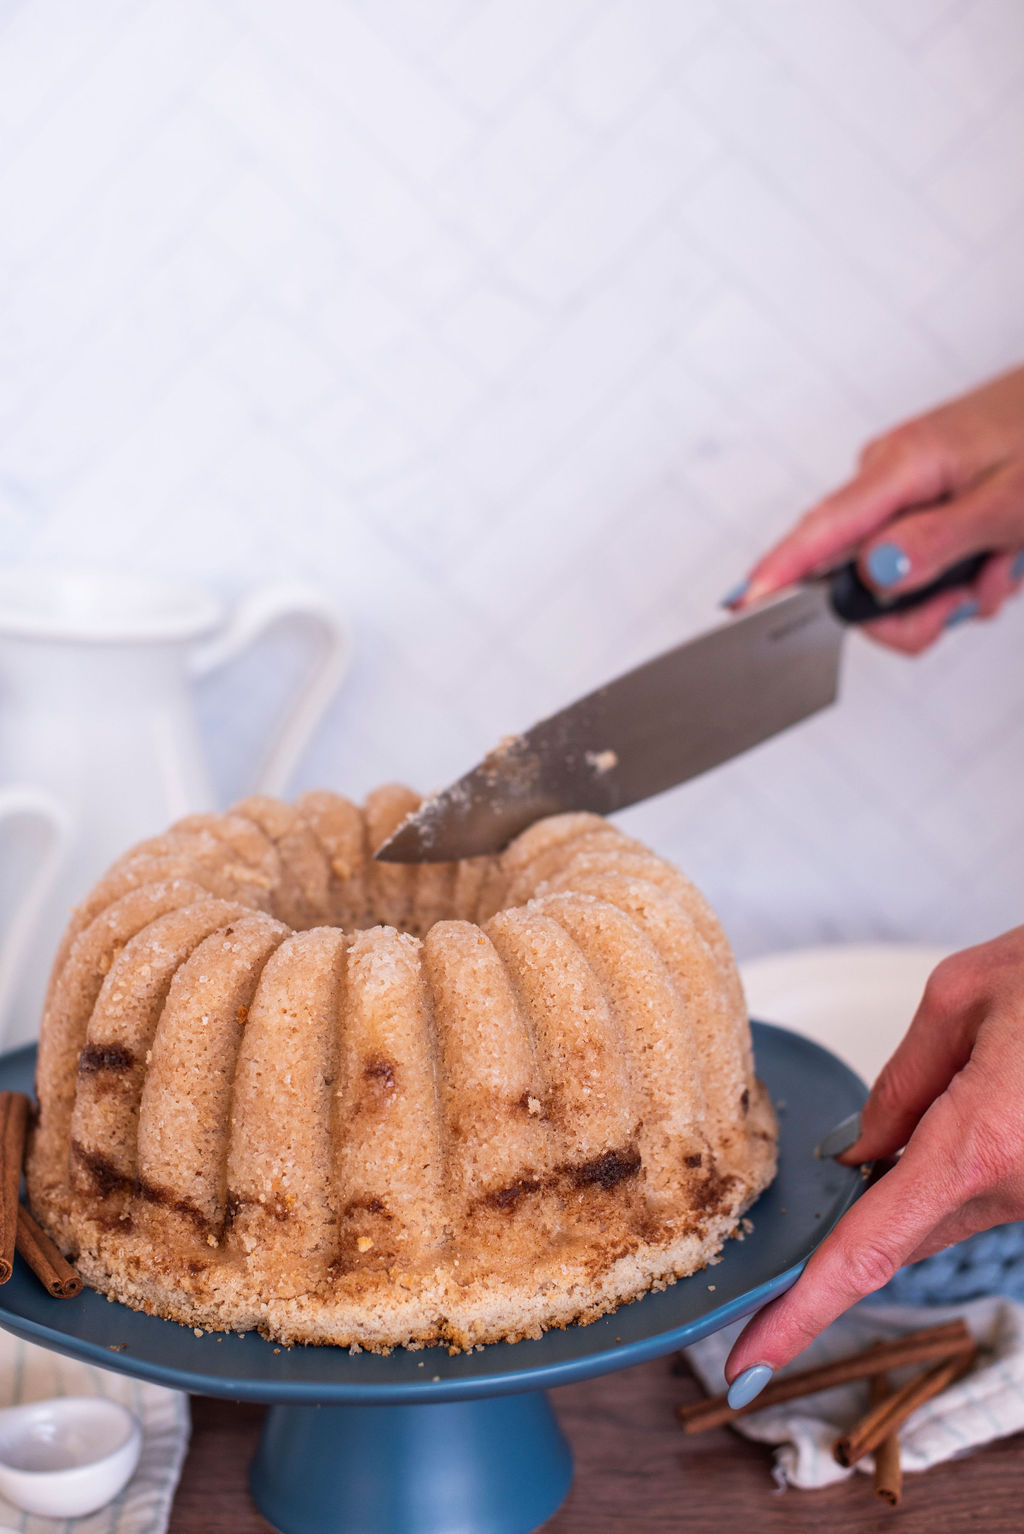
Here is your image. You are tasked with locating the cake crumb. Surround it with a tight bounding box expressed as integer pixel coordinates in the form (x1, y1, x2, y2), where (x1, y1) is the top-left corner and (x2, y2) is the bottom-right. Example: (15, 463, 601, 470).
(273, 1348, 281, 1355)
(357, 1236, 374, 1253)
(707, 1284, 716, 1292)
(526, 1095, 542, 1116)
(585, 748, 618, 773)
(193, 1328, 204, 1337)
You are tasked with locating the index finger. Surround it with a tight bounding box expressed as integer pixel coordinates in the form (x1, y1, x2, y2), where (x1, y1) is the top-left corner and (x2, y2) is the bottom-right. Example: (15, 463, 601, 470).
(736, 436, 950, 606)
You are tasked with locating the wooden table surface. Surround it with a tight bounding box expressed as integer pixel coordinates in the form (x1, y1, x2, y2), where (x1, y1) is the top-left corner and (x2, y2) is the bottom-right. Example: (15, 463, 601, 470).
(169, 1354, 1024, 1531)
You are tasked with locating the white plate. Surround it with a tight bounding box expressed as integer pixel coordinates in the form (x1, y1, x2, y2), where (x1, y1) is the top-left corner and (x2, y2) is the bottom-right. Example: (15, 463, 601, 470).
(740, 943, 950, 1088)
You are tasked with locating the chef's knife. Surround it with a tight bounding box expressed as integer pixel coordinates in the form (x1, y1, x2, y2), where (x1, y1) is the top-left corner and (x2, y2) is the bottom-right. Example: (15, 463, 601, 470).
(376, 555, 985, 863)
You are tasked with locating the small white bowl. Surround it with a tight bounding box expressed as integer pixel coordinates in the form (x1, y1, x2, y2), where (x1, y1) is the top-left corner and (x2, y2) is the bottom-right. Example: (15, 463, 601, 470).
(0, 1396, 142, 1518)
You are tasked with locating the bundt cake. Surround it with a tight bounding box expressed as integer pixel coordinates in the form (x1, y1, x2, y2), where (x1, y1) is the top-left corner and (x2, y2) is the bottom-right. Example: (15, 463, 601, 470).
(25, 786, 776, 1351)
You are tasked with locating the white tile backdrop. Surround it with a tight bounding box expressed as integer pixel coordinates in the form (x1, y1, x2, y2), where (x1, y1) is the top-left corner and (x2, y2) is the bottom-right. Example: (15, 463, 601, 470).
(2, 0, 1023, 961)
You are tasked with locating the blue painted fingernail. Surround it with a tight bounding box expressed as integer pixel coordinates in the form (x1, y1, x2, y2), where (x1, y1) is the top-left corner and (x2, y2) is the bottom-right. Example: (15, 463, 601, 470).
(815, 1111, 863, 1159)
(945, 599, 978, 630)
(727, 1363, 774, 1410)
(720, 578, 750, 609)
(866, 542, 911, 588)
(1011, 551, 1024, 582)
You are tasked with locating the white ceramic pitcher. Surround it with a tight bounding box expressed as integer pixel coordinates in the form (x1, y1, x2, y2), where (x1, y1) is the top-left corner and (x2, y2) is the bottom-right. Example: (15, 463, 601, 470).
(0, 566, 352, 1048)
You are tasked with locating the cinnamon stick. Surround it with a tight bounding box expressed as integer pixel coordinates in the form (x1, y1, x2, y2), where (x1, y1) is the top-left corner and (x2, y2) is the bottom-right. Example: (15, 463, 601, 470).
(15, 1205, 82, 1299)
(869, 1372, 902, 1506)
(0, 1092, 31, 1283)
(834, 1349, 976, 1469)
(676, 1319, 973, 1433)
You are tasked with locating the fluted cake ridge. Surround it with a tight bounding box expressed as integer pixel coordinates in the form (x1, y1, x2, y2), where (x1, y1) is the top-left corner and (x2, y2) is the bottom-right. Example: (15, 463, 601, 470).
(26, 785, 776, 1351)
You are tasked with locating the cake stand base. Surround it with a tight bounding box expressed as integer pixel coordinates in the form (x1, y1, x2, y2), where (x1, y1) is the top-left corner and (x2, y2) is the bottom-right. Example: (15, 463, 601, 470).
(250, 1391, 573, 1534)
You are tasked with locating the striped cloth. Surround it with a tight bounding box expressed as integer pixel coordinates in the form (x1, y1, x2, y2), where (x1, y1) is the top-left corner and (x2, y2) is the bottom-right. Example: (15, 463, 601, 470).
(0, 1329, 188, 1533)
(685, 1296, 1024, 1489)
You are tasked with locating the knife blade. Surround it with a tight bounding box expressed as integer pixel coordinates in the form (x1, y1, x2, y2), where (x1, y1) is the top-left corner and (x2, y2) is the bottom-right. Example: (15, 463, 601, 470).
(376, 554, 986, 863)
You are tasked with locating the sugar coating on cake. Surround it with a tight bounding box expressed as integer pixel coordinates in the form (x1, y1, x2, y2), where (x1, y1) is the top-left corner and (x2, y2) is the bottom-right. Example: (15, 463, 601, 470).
(26, 788, 777, 1352)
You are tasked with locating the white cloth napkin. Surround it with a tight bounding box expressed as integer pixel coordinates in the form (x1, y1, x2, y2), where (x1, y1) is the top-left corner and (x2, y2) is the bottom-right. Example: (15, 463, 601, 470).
(685, 1297, 1024, 1489)
(0, 1326, 189, 1532)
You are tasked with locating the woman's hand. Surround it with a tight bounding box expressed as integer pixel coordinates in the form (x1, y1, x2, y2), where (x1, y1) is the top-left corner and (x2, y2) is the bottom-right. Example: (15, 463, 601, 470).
(730, 365, 1024, 654)
(724, 927, 1024, 1406)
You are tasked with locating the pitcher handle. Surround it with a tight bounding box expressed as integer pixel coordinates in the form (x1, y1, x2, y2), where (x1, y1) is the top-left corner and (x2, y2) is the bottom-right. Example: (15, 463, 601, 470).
(0, 787, 72, 1044)
(190, 582, 352, 797)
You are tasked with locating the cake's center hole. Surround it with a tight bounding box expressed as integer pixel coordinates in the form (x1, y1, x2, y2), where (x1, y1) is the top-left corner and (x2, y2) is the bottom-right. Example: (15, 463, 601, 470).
(365, 868, 462, 938)
(288, 863, 482, 939)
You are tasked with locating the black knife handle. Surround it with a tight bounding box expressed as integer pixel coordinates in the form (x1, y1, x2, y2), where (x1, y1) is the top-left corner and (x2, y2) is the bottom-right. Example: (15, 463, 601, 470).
(828, 552, 989, 625)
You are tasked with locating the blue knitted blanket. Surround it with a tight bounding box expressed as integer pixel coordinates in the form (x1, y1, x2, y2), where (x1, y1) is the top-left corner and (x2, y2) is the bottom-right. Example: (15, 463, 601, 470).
(873, 1222, 1024, 1306)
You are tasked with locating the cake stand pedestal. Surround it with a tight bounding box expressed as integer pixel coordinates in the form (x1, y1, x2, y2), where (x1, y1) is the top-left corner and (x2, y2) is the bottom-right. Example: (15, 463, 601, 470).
(252, 1393, 571, 1534)
(0, 1024, 867, 1534)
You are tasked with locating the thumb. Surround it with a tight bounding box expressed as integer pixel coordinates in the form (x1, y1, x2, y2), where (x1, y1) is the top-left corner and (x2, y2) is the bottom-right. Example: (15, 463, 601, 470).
(857, 466, 1024, 598)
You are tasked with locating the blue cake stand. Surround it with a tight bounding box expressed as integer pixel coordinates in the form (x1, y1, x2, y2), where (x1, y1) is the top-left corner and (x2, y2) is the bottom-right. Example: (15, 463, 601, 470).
(0, 1024, 867, 1534)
